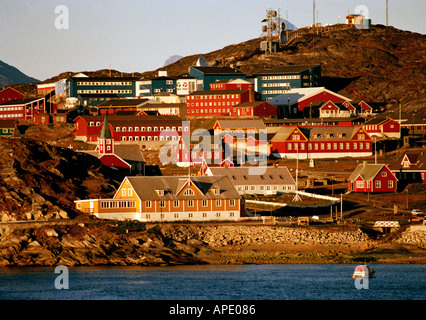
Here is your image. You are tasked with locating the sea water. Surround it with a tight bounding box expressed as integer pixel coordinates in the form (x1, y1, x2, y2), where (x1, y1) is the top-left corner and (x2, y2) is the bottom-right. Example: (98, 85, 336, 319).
(0, 264, 424, 300)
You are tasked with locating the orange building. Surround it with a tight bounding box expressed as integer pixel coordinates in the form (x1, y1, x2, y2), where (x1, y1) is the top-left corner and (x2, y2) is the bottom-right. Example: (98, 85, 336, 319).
(75, 175, 243, 221)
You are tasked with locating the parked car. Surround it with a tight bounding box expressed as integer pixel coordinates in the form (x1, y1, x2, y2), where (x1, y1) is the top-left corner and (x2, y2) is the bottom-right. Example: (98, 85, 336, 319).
(411, 209, 424, 216)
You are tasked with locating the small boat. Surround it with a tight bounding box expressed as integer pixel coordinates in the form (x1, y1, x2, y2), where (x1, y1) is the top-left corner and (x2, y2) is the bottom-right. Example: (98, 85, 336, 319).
(352, 265, 375, 278)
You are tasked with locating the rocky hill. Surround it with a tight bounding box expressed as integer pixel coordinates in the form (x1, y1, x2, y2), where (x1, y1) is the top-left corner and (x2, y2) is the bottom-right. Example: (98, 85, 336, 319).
(4, 25, 424, 111)
(144, 25, 425, 112)
(0, 137, 124, 222)
(0, 60, 39, 87)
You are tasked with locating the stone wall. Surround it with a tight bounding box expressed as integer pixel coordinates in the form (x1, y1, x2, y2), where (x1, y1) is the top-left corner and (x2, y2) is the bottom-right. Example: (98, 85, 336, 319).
(161, 225, 374, 248)
(394, 229, 426, 248)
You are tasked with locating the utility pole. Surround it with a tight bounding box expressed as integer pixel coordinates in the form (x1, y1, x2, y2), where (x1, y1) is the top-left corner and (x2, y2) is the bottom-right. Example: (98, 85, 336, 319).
(313, 0, 316, 27)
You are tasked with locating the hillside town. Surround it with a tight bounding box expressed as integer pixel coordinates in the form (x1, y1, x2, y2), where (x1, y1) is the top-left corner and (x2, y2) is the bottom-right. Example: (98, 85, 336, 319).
(0, 17, 425, 235)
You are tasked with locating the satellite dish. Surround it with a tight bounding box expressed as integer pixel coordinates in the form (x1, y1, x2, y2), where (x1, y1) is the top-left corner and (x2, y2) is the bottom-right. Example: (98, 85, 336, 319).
(271, 22, 276, 30)
(196, 55, 209, 67)
(261, 25, 267, 32)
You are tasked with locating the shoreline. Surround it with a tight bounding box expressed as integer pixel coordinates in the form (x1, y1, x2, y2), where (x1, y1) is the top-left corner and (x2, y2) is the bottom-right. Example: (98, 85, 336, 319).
(0, 221, 425, 267)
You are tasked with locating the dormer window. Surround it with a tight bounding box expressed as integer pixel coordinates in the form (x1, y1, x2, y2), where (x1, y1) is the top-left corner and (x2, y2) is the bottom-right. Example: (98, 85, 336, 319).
(212, 188, 220, 195)
(156, 189, 165, 196)
(184, 189, 194, 196)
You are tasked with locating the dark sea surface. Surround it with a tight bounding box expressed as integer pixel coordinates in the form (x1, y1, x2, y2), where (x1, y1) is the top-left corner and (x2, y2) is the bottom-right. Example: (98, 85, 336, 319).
(0, 264, 424, 300)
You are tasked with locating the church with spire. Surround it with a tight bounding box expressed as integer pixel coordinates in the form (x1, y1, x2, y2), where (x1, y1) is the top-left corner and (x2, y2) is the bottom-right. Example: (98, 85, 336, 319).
(80, 117, 146, 175)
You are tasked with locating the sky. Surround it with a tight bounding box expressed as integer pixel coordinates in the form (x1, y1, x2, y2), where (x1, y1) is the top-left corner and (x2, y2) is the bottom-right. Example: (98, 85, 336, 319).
(1, 0, 425, 82)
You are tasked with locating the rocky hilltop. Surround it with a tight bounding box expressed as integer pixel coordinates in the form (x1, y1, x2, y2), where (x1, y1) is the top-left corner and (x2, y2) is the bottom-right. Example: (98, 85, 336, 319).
(0, 137, 123, 221)
(145, 25, 425, 112)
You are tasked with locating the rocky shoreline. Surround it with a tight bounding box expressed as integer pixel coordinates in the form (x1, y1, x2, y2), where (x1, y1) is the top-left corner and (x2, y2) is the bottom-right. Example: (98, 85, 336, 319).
(0, 221, 425, 267)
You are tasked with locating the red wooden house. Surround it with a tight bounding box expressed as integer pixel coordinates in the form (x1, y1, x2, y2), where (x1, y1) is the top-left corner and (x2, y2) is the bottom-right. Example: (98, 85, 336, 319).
(271, 125, 372, 159)
(363, 117, 400, 138)
(389, 149, 426, 184)
(0, 87, 24, 104)
(319, 100, 356, 118)
(355, 100, 373, 116)
(293, 88, 351, 112)
(231, 101, 277, 117)
(348, 163, 397, 193)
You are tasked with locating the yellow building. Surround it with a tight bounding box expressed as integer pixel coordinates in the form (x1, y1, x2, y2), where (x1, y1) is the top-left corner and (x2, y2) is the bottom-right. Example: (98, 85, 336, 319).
(75, 175, 242, 222)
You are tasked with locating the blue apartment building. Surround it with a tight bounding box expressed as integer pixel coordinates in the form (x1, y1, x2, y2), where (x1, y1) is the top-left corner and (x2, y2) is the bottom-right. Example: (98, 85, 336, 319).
(254, 64, 321, 101)
(67, 76, 137, 107)
(189, 66, 246, 91)
(137, 76, 177, 97)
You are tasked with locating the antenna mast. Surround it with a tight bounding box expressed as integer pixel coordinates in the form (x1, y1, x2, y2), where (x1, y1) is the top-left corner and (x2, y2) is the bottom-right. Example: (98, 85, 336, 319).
(386, 0, 389, 26)
(313, 0, 316, 27)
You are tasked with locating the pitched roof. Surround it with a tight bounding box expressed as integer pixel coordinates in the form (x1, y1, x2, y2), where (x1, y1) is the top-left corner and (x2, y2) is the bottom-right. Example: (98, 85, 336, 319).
(389, 150, 426, 171)
(215, 118, 266, 130)
(191, 66, 245, 75)
(233, 101, 276, 108)
(272, 125, 369, 141)
(79, 144, 145, 163)
(208, 166, 295, 186)
(271, 126, 301, 141)
(124, 175, 240, 201)
(363, 117, 396, 125)
(76, 115, 183, 125)
(254, 64, 320, 75)
(97, 98, 149, 107)
(348, 164, 387, 181)
(0, 97, 44, 106)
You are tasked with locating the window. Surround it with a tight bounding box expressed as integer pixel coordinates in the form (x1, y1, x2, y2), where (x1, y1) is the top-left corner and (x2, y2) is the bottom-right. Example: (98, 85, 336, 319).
(122, 188, 127, 196)
(388, 180, 394, 188)
(381, 171, 387, 177)
(375, 180, 381, 189)
(202, 200, 208, 207)
(184, 189, 194, 196)
(188, 200, 194, 207)
(230, 199, 235, 206)
(356, 181, 364, 189)
(174, 200, 180, 207)
(216, 200, 222, 207)
(159, 201, 166, 208)
(145, 201, 152, 208)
